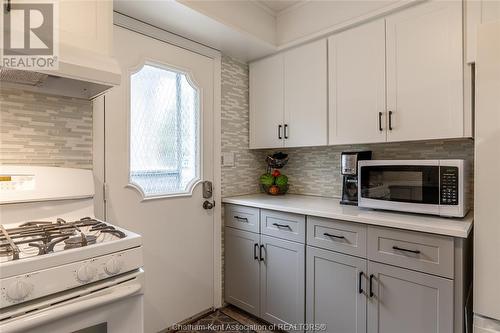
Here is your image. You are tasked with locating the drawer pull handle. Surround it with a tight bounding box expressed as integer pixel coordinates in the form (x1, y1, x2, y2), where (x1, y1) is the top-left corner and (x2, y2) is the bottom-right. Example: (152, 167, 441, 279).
(369, 274, 375, 298)
(324, 232, 345, 239)
(259, 244, 265, 262)
(234, 216, 248, 222)
(273, 223, 292, 230)
(254, 243, 259, 260)
(392, 246, 421, 254)
(359, 271, 364, 294)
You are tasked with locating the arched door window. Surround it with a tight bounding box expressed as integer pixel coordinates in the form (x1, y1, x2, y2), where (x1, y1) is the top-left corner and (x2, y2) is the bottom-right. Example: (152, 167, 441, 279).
(129, 63, 200, 198)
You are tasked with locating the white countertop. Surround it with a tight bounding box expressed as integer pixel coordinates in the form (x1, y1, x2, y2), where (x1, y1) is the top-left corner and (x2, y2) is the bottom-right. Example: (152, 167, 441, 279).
(222, 194, 473, 238)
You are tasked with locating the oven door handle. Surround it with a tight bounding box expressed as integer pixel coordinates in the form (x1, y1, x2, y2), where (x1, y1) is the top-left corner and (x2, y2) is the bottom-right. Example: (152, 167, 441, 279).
(0, 283, 142, 333)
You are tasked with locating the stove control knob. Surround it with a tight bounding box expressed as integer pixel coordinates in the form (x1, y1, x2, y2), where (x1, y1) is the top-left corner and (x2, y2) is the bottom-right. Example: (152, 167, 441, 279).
(76, 263, 97, 283)
(105, 257, 123, 275)
(6, 279, 32, 302)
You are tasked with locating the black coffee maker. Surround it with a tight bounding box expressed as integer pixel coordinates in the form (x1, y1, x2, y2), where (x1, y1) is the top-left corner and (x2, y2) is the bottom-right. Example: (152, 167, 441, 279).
(340, 151, 372, 205)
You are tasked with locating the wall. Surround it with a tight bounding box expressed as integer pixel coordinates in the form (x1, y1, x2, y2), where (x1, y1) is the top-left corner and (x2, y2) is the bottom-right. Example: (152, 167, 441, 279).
(276, 0, 397, 46)
(0, 87, 93, 169)
(221, 56, 267, 198)
(264, 139, 474, 202)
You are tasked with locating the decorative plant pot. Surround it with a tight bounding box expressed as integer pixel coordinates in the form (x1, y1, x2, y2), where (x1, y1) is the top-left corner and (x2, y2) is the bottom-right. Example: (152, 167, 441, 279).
(260, 184, 289, 196)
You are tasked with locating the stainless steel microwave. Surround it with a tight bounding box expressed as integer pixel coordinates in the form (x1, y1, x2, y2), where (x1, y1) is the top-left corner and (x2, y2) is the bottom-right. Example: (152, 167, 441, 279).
(358, 160, 470, 217)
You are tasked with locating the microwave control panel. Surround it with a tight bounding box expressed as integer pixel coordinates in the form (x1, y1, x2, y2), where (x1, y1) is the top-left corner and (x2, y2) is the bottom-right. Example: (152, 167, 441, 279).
(440, 167, 459, 205)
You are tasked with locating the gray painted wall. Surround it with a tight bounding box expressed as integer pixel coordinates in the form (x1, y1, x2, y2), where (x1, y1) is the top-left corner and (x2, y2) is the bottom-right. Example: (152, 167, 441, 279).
(0, 87, 93, 169)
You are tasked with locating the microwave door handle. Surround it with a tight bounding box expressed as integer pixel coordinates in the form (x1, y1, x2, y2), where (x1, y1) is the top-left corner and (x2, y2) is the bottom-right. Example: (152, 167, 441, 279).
(0, 283, 142, 333)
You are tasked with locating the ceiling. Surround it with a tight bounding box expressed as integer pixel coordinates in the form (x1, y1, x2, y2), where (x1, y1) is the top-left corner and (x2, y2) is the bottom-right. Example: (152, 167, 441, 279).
(256, 0, 303, 14)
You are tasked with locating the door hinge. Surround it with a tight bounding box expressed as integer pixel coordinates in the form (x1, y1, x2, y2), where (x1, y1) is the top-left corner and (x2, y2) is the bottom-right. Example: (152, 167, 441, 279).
(103, 183, 108, 202)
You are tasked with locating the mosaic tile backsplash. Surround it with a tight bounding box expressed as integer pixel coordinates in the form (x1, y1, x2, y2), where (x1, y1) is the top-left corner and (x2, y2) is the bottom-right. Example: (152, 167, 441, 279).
(221, 56, 267, 198)
(262, 139, 475, 200)
(0, 87, 93, 169)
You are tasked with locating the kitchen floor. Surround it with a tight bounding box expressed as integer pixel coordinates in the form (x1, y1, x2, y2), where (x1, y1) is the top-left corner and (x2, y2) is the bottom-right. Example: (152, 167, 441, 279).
(172, 306, 280, 333)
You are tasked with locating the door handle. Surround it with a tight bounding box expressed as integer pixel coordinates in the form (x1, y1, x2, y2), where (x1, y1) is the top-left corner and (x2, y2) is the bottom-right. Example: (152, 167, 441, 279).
(278, 125, 282, 140)
(202, 200, 215, 210)
(284, 124, 289, 139)
(359, 271, 364, 294)
(378, 112, 383, 131)
(254, 243, 259, 260)
(388, 110, 393, 131)
(369, 274, 375, 298)
(392, 246, 421, 254)
(259, 244, 265, 262)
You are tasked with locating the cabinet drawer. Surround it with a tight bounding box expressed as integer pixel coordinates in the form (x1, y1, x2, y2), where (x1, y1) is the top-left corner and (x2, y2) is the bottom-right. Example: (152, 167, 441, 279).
(367, 226, 454, 278)
(307, 217, 367, 257)
(260, 209, 305, 243)
(224, 204, 260, 233)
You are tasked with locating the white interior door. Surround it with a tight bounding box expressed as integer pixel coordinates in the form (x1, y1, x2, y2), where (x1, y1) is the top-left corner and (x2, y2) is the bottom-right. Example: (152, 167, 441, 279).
(105, 26, 216, 332)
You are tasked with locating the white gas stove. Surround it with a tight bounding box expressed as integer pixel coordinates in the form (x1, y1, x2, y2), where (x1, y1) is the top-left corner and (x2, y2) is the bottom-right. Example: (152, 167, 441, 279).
(0, 166, 144, 333)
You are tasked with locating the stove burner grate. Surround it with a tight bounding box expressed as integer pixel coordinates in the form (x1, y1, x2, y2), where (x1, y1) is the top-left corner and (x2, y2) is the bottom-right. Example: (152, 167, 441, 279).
(0, 217, 126, 261)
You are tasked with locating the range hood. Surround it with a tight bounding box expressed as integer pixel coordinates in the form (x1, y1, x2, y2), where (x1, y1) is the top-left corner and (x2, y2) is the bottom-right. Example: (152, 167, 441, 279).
(0, 44, 121, 100)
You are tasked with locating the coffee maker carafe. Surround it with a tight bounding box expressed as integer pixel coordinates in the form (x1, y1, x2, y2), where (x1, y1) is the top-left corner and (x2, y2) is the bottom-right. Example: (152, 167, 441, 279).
(340, 151, 372, 205)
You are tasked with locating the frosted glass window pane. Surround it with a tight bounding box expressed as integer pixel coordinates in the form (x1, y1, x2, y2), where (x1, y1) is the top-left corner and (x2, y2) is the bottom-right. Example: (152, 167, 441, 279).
(129, 64, 200, 197)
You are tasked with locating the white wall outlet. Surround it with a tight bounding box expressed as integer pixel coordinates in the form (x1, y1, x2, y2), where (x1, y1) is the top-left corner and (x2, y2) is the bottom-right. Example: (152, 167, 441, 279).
(221, 152, 235, 167)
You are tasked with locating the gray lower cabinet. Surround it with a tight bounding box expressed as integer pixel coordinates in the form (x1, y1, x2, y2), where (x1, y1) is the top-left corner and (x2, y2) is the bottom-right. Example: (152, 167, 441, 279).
(260, 235, 305, 328)
(306, 246, 367, 333)
(225, 205, 461, 333)
(224, 227, 260, 316)
(367, 261, 454, 333)
(224, 225, 305, 330)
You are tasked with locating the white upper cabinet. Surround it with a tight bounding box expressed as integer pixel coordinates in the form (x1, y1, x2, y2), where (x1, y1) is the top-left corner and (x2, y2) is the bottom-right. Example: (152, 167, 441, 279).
(284, 39, 328, 148)
(328, 20, 386, 145)
(249, 54, 283, 148)
(385, 1, 464, 142)
(249, 40, 327, 149)
(251, 1, 468, 148)
(249, 54, 284, 149)
(59, 0, 113, 56)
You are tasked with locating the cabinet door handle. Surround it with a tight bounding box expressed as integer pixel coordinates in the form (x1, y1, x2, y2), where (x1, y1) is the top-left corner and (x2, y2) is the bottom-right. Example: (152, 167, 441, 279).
(359, 271, 364, 294)
(259, 244, 265, 262)
(388, 110, 393, 131)
(392, 246, 421, 254)
(378, 112, 383, 131)
(254, 243, 259, 260)
(273, 223, 292, 230)
(323, 232, 345, 239)
(369, 274, 375, 297)
(284, 124, 289, 139)
(278, 125, 282, 139)
(233, 216, 248, 223)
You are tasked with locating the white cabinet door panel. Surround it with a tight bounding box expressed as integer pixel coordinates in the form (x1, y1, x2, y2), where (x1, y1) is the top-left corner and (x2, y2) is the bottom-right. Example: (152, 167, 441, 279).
(249, 54, 284, 149)
(328, 20, 386, 145)
(60, 0, 112, 56)
(284, 39, 328, 147)
(386, 1, 463, 142)
(306, 246, 367, 333)
(224, 227, 261, 316)
(367, 261, 453, 333)
(260, 235, 305, 329)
